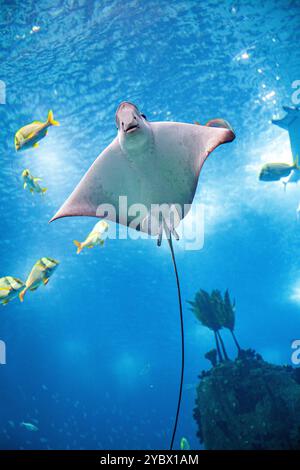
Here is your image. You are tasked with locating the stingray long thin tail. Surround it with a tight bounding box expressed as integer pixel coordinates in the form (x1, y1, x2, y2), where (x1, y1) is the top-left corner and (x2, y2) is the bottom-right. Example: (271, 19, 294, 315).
(167, 233, 184, 450)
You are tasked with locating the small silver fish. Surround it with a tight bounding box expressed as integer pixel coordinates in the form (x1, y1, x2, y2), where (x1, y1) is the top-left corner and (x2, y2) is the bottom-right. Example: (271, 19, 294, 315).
(20, 422, 39, 432)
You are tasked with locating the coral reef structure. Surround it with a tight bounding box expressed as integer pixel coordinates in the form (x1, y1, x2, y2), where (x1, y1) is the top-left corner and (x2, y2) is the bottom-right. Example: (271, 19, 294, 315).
(194, 349, 300, 449)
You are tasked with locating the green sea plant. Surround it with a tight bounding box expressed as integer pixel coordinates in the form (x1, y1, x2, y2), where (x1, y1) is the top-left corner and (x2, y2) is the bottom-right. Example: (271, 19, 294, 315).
(187, 289, 227, 362)
(180, 436, 191, 450)
(188, 289, 242, 363)
(210, 288, 242, 355)
(222, 289, 242, 354)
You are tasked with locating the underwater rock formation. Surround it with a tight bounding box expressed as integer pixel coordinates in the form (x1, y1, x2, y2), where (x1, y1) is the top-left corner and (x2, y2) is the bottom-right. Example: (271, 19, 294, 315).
(204, 349, 217, 368)
(194, 349, 300, 450)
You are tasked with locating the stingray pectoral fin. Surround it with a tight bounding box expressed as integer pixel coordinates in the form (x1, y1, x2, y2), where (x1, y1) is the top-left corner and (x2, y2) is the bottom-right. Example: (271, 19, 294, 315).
(205, 118, 233, 131)
(50, 139, 126, 223)
(151, 121, 234, 205)
(204, 119, 235, 154)
(51, 120, 235, 231)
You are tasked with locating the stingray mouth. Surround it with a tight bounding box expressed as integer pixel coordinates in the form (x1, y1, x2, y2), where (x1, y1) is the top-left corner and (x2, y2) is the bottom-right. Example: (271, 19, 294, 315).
(124, 124, 139, 134)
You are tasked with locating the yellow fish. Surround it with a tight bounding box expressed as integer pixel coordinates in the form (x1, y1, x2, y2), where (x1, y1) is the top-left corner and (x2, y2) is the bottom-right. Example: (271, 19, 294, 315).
(22, 169, 47, 194)
(15, 110, 59, 152)
(19, 257, 59, 302)
(0, 276, 25, 306)
(74, 220, 109, 254)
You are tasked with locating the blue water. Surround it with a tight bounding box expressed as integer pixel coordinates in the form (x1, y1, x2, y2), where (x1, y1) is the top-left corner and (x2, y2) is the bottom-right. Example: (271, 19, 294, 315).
(0, 0, 300, 450)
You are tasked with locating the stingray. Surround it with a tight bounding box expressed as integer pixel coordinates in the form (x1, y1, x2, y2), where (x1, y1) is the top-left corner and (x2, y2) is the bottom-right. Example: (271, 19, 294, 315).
(50, 101, 235, 449)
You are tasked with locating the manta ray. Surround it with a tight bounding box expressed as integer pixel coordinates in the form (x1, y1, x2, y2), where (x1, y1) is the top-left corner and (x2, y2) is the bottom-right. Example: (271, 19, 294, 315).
(50, 101, 235, 449)
(51, 102, 235, 239)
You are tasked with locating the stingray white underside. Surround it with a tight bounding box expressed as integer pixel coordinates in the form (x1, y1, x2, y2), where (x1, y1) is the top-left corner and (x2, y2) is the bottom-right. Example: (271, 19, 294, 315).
(51, 121, 234, 235)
